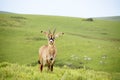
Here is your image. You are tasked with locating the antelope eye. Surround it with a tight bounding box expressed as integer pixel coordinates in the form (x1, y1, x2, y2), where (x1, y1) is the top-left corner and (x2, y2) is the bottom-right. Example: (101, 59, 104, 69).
(53, 37, 55, 39)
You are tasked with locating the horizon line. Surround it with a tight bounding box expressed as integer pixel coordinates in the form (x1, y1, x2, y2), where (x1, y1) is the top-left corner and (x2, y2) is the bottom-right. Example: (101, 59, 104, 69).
(0, 10, 120, 18)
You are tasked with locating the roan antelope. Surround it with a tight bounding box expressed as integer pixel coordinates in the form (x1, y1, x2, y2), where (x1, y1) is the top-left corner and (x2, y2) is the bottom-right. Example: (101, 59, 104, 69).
(38, 29, 64, 72)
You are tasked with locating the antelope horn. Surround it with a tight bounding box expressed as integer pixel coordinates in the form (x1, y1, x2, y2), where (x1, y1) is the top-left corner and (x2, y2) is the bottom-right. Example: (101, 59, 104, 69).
(53, 28, 56, 35)
(49, 29, 51, 34)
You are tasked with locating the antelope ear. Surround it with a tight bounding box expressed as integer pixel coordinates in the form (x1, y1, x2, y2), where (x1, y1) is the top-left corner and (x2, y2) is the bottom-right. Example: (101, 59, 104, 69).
(41, 31, 48, 36)
(55, 32, 64, 38)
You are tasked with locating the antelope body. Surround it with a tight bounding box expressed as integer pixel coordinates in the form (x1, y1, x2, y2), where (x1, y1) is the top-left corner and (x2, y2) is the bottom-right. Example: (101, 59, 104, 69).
(38, 29, 63, 72)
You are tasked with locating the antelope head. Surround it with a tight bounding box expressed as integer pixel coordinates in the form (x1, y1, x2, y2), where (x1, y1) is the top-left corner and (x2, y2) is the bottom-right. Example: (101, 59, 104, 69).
(41, 29, 64, 45)
(47, 29, 56, 45)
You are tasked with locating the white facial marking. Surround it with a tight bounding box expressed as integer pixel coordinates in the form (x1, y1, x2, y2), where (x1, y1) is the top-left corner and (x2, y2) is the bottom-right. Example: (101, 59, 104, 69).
(50, 39, 53, 42)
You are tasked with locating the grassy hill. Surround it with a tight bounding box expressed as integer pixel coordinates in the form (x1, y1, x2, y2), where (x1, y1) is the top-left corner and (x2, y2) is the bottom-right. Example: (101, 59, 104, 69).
(0, 11, 15, 14)
(0, 13, 120, 79)
(95, 16, 120, 21)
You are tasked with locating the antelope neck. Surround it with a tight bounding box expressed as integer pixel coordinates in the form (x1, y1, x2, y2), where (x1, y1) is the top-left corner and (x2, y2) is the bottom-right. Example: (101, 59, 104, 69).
(48, 44, 55, 48)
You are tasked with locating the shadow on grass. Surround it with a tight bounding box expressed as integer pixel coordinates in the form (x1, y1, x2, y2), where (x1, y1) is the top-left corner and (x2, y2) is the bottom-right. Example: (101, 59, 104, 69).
(26, 37, 46, 41)
(66, 32, 120, 42)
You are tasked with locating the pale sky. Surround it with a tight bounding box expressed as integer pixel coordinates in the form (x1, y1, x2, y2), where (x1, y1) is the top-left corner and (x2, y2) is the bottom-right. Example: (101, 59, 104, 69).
(0, 0, 120, 18)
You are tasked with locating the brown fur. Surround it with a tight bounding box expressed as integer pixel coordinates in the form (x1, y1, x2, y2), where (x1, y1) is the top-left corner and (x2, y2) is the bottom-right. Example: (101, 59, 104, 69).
(38, 29, 64, 72)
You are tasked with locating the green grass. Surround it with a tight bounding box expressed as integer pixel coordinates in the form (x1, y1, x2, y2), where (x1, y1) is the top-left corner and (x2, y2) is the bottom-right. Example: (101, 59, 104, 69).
(0, 62, 114, 80)
(0, 13, 120, 79)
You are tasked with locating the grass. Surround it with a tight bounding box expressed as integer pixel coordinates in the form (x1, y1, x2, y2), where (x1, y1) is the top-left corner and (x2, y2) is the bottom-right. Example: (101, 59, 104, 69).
(0, 62, 113, 80)
(0, 13, 120, 79)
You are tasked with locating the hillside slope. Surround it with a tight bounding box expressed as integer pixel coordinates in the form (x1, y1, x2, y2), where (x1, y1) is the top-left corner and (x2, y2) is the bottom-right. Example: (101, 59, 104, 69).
(95, 16, 120, 21)
(0, 11, 15, 14)
(0, 13, 120, 74)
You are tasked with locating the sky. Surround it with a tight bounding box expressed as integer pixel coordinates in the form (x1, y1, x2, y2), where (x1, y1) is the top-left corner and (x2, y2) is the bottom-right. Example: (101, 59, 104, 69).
(0, 0, 120, 18)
